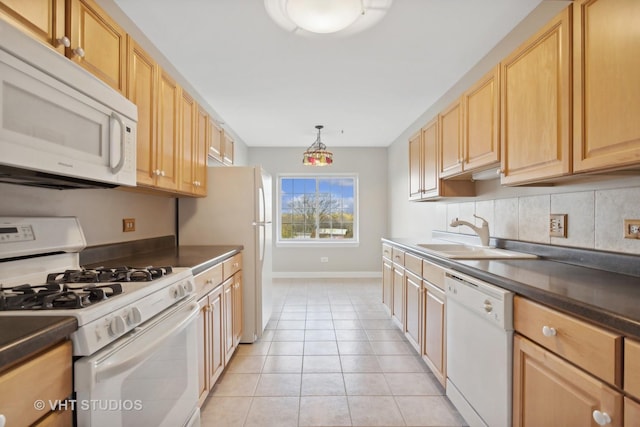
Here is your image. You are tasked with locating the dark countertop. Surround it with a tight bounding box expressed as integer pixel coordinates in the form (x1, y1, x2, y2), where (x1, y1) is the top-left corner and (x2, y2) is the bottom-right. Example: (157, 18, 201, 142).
(83, 245, 243, 276)
(383, 237, 640, 340)
(0, 316, 77, 371)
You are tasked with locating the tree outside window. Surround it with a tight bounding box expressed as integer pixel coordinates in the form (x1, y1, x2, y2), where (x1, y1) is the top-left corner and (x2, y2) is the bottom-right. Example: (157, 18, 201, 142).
(279, 175, 357, 243)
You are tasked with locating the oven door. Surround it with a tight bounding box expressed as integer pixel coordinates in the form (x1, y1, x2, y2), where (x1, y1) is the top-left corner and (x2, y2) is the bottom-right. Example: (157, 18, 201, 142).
(75, 297, 200, 427)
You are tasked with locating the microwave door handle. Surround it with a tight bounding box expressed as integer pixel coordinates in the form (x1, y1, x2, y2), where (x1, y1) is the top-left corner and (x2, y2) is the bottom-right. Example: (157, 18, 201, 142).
(94, 302, 199, 384)
(110, 112, 126, 174)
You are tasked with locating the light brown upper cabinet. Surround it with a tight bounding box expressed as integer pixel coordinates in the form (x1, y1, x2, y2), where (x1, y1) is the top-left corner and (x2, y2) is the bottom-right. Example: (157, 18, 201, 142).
(179, 91, 197, 194)
(193, 106, 209, 196)
(0, 0, 66, 53)
(67, 0, 126, 94)
(223, 132, 235, 166)
(156, 69, 180, 191)
(462, 65, 501, 172)
(573, 0, 640, 173)
(0, 0, 126, 93)
(209, 120, 223, 163)
(438, 99, 464, 178)
(500, 7, 572, 185)
(409, 118, 474, 200)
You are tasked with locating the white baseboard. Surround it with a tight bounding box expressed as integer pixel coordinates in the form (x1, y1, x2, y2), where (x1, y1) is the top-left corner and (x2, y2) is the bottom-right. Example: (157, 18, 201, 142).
(272, 271, 382, 279)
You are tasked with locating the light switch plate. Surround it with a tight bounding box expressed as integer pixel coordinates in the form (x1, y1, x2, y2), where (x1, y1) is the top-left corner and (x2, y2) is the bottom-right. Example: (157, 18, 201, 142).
(549, 214, 567, 238)
(123, 218, 136, 232)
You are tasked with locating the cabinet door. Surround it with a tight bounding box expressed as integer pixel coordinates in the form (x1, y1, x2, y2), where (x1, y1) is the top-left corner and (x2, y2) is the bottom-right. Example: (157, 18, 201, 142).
(209, 286, 224, 386)
(194, 106, 209, 196)
(513, 334, 623, 427)
(421, 118, 440, 198)
(68, 0, 126, 93)
(392, 267, 404, 328)
(404, 271, 422, 352)
(500, 7, 571, 185)
(178, 91, 196, 194)
(625, 397, 640, 427)
(573, 0, 640, 172)
(0, 0, 66, 53)
(156, 70, 180, 190)
(382, 259, 393, 313)
(233, 272, 243, 346)
(196, 296, 209, 406)
(223, 278, 234, 363)
(408, 130, 422, 200)
(126, 37, 157, 187)
(463, 65, 500, 172)
(209, 119, 223, 162)
(439, 99, 463, 178)
(423, 281, 445, 386)
(223, 132, 234, 165)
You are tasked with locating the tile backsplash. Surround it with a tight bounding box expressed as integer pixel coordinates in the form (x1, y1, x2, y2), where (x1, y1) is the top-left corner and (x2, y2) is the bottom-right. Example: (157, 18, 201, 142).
(442, 186, 640, 255)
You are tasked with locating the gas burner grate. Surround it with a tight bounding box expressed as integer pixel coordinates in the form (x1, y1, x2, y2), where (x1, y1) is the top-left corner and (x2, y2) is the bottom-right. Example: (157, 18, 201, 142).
(0, 283, 123, 310)
(46, 266, 173, 284)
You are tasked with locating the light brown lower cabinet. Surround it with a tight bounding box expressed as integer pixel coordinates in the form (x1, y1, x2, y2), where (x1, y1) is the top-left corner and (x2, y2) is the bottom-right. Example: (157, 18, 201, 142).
(513, 334, 623, 427)
(0, 340, 72, 426)
(404, 270, 422, 352)
(625, 397, 640, 427)
(422, 280, 445, 387)
(392, 266, 404, 328)
(382, 258, 393, 314)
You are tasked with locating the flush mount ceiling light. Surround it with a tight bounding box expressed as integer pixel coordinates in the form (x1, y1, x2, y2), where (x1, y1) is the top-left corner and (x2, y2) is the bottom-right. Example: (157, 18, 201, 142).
(264, 0, 393, 37)
(303, 125, 333, 166)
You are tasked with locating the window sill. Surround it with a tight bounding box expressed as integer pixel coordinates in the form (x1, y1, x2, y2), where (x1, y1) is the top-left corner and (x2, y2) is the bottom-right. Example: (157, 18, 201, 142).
(276, 240, 360, 248)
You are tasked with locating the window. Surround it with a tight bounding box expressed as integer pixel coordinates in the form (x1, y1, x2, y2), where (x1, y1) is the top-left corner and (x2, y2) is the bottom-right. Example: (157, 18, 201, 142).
(278, 174, 358, 245)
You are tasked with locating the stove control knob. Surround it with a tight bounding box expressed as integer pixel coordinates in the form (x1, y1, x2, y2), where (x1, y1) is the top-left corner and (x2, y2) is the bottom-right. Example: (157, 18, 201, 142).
(183, 280, 195, 294)
(109, 316, 126, 336)
(127, 307, 142, 326)
(173, 285, 185, 299)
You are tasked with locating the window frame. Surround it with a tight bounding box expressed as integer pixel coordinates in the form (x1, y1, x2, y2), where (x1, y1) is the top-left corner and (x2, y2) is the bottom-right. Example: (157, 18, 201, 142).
(276, 173, 359, 248)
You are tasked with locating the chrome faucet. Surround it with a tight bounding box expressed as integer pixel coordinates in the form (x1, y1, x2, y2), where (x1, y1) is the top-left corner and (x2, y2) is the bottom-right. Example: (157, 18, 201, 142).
(450, 214, 490, 247)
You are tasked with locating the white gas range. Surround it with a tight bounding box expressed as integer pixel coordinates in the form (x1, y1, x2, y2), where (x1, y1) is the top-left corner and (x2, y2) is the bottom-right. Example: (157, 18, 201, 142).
(0, 217, 200, 427)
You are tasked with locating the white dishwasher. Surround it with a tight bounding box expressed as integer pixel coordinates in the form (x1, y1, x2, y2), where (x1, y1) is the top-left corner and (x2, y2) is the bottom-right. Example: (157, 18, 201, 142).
(445, 271, 514, 427)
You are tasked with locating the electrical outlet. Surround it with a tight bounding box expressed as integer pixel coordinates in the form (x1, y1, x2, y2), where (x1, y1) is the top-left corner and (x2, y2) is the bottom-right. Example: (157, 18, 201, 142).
(624, 219, 640, 239)
(320, 257, 329, 263)
(549, 214, 567, 238)
(123, 218, 136, 232)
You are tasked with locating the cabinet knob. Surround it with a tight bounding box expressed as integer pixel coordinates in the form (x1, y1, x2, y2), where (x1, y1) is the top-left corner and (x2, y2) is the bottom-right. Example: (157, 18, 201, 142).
(161, 170, 166, 176)
(496, 169, 503, 176)
(542, 325, 557, 337)
(205, 305, 212, 312)
(57, 36, 71, 47)
(592, 410, 612, 426)
(73, 46, 85, 58)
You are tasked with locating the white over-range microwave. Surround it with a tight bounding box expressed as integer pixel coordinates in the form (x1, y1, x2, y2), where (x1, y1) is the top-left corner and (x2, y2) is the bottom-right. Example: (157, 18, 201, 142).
(0, 19, 137, 189)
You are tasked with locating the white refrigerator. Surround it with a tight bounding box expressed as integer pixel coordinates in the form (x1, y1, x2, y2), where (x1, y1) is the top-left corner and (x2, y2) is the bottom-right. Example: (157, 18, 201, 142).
(179, 166, 272, 343)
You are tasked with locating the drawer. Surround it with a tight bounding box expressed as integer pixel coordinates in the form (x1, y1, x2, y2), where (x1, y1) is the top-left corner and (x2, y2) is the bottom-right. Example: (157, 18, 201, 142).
(194, 263, 223, 299)
(625, 338, 640, 397)
(422, 259, 445, 290)
(382, 243, 392, 260)
(223, 253, 242, 280)
(0, 340, 72, 426)
(391, 247, 405, 266)
(514, 296, 622, 386)
(404, 252, 422, 276)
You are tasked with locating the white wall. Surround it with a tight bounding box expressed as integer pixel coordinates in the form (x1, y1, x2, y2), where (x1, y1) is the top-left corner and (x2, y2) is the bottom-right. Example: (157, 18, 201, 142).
(248, 147, 387, 277)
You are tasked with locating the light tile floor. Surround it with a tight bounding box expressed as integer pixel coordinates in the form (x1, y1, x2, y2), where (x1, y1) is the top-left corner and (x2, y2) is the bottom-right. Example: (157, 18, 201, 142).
(201, 278, 467, 427)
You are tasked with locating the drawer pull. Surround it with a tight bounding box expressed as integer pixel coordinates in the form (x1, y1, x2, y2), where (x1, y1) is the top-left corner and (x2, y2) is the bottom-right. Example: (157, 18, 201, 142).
(542, 326, 557, 337)
(592, 410, 612, 426)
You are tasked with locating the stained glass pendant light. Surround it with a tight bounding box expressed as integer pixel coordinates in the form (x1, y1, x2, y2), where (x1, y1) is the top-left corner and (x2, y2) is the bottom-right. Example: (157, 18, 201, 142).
(302, 125, 333, 166)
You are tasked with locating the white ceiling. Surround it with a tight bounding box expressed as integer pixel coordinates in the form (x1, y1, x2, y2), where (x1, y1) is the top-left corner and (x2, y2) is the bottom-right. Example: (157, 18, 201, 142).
(112, 0, 543, 148)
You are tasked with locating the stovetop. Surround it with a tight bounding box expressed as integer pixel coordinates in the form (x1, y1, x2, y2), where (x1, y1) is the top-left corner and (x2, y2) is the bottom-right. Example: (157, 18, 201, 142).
(0, 266, 175, 311)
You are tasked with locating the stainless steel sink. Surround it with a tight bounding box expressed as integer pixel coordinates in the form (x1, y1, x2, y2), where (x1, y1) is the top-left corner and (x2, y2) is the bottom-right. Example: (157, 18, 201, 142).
(416, 243, 537, 259)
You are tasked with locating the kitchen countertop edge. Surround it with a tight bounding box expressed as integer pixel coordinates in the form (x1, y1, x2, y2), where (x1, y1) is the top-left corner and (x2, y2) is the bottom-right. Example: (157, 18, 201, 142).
(0, 316, 78, 371)
(382, 237, 640, 340)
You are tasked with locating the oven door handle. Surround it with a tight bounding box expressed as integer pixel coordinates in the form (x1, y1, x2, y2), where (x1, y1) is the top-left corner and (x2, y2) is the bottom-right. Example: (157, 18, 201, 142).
(94, 301, 199, 383)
